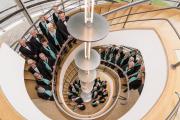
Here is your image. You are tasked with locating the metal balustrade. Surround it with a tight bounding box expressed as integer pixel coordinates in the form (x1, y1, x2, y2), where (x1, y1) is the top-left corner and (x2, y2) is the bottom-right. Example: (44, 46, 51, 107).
(6, 0, 180, 119)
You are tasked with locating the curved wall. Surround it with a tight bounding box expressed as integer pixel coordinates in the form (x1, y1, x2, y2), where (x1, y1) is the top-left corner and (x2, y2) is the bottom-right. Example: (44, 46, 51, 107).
(59, 29, 167, 120)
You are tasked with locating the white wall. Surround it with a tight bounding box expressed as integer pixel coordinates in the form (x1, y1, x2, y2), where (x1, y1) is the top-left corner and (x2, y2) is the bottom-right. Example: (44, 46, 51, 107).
(0, 43, 51, 120)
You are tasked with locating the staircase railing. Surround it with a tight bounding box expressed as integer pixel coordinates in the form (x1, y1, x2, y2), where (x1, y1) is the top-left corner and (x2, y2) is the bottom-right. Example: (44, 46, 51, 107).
(101, 60, 130, 102)
(10, 0, 109, 52)
(8, 0, 180, 119)
(53, 54, 122, 119)
(166, 92, 180, 120)
(101, 2, 180, 120)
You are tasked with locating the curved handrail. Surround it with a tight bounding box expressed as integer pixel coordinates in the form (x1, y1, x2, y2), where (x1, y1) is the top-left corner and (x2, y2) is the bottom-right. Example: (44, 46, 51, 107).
(101, 60, 130, 100)
(52, 45, 129, 119)
(7, 0, 180, 119)
(10, 0, 102, 49)
(166, 92, 180, 120)
(109, 18, 180, 40)
(102, 6, 180, 120)
(102, 0, 151, 16)
(9, 0, 70, 48)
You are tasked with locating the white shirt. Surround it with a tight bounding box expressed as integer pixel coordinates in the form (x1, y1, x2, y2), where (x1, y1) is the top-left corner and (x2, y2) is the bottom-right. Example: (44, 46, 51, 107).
(34, 67, 40, 73)
(64, 21, 67, 26)
(25, 46, 31, 51)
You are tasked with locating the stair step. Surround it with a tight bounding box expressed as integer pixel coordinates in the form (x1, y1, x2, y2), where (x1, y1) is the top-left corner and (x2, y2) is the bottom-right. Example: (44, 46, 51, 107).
(24, 71, 35, 80)
(25, 80, 38, 99)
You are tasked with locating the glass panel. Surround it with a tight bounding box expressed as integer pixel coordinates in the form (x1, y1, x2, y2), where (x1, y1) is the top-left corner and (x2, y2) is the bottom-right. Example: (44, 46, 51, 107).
(175, 49, 180, 61)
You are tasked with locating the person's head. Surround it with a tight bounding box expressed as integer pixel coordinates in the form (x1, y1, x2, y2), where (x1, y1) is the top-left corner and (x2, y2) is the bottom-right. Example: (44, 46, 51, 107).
(129, 57, 134, 62)
(35, 85, 45, 93)
(98, 48, 102, 53)
(40, 37, 48, 46)
(58, 11, 65, 20)
(103, 89, 107, 92)
(30, 30, 37, 37)
(93, 86, 97, 90)
(103, 80, 107, 84)
(140, 65, 145, 72)
(137, 58, 143, 64)
(71, 96, 77, 101)
(119, 47, 123, 52)
(137, 72, 142, 79)
(39, 53, 47, 61)
(52, 5, 58, 12)
(112, 45, 116, 48)
(34, 72, 42, 80)
(116, 52, 120, 57)
(128, 61, 134, 69)
(105, 48, 109, 52)
(40, 15, 45, 22)
(125, 52, 130, 58)
(19, 39, 26, 47)
(47, 23, 55, 32)
(27, 59, 36, 67)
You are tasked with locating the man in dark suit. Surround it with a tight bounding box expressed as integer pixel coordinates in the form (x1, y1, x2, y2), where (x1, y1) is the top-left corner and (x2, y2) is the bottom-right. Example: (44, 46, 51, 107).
(34, 72, 51, 86)
(19, 39, 38, 60)
(116, 47, 125, 66)
(52, 5, 59, 25)
(35, 85, 54, 101)
(109, 45, 118, 56)
(39, 53, 55, 74)
(56, 11, 70, 39)
(29, 30, 44, 54)
(120, 52, 130, 68)
(39, 15, 49, 38)
(47, 23, 64, 51)
(40, 38, 58, 60)
(27, 59, 52, 80)
(72, 96, 83, 104)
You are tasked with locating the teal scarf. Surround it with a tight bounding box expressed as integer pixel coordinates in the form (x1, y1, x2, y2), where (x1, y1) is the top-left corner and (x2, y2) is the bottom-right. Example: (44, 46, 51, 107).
(51, 31, 59, 45)
(44, 60, 52, 71)
(45, 90, 52, 96)
(129, 77, 138, 83)
(40, 78, 50, 85)
(44, 46, 56, 59)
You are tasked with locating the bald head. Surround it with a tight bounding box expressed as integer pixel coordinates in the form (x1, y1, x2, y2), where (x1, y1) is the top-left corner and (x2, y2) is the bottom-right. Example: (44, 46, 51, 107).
(27, 59, 36, 67)
(19, 39, 26, 47)
(47, 23, 55, 32)
(30, 30, 37, 37)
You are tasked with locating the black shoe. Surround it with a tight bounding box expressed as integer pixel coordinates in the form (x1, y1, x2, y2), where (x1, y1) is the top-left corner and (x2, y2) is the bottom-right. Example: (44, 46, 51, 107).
(123, 88, 128, 93)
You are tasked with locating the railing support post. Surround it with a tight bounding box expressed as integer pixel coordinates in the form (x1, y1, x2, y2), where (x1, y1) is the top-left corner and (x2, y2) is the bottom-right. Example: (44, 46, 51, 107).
(122, 0, 134, 29)
(171, 62, 180, 69)
(61, 0, 65, 12)
(15, 0, 38, 31)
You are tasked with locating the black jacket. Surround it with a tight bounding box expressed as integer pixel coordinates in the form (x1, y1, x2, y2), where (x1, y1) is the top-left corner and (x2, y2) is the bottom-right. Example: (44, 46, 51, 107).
(28, 63, 52, 80)
(39, 58, 55, 73)
(29, 34, 44, 54)
(53, 13, 59, 25)
(37, 85, 54, 101)
(36, 78, 51, 86)
(19, 42, 37, 60)
(47, 30, 64, 50)
(40, 43, 58, 59)
(39, 20, 49, 37)
(56, 16, 69, 40)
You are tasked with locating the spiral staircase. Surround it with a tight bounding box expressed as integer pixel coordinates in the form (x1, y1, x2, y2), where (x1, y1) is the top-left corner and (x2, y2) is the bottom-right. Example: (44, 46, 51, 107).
(0, 0, 180, 120)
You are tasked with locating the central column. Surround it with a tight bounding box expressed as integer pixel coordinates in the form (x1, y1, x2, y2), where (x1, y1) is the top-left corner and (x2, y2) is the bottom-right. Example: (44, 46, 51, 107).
(67, 0, 109, 102)
(75, 49, 100, 102)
